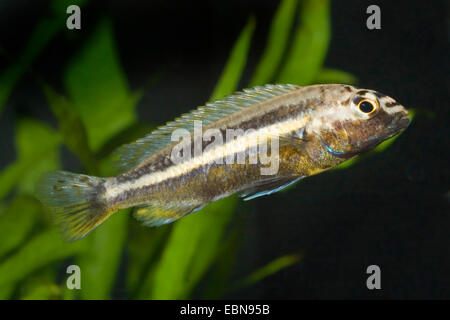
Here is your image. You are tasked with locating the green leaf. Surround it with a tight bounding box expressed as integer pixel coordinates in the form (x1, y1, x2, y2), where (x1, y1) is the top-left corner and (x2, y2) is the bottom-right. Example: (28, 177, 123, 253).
(277, 0, 330, 84)
(0, 284, 15, 300)
(0, 229, 85, 288)
(147, 198, 237, 299)
(142, 18, 255, 299)
(64, 18, 141, 151)
(126, 222, 171, 295)
(250, 0, 298, 86)
(0, 22, 58, 114)
(0, 0, 89, 115)
(210, 17, 256, 100)
(41, 83, 96, 172)
(19, 266, 60, 300)
(315, 68, 358, 85)
(0, 196, 41, 258)
(21, 283, 61, 300)
(333, 157, 358, 170)
(200, 224, 243, 299)
(76, 210, 129, 299)
(62, 18, 140, 299)
(235, 253, 301, 289)
(0, 119, 61, 200)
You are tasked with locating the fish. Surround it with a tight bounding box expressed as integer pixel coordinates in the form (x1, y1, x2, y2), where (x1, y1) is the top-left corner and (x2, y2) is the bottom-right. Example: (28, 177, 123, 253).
(35, 84, 410, 241)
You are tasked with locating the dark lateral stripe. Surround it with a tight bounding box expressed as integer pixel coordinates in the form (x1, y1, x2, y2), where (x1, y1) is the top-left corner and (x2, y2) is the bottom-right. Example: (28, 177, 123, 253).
(384, 101, 401, 108)
(110, 133, 307, 205)
(116, 100, 318, 183)
(233, 100, 311, 131)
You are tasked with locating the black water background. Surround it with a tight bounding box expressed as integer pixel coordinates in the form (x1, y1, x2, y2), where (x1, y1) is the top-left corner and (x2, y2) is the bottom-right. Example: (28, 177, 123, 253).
(0, 0, 448, 299)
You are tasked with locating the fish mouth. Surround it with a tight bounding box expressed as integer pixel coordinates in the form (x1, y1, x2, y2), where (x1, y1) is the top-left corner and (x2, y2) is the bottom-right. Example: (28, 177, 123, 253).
(385, 114, 411, 139)
(397, 115, 411, 130)
(362, 113, 411, 152)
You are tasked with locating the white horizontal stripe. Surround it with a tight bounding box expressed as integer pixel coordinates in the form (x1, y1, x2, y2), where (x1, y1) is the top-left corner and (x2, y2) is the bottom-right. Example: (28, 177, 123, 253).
(105, 116, 309, 200)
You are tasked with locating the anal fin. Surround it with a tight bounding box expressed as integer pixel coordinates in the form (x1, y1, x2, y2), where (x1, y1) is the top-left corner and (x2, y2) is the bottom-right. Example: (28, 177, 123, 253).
(134, 203, 202, 227)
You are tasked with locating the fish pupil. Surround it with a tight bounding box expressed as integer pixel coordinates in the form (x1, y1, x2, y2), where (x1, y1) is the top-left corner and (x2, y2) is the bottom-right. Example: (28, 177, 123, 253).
(359, 101, 374, 113)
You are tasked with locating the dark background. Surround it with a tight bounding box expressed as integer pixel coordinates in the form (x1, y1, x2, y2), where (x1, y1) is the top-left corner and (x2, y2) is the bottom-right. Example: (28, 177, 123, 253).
(0, 0, 449, 299)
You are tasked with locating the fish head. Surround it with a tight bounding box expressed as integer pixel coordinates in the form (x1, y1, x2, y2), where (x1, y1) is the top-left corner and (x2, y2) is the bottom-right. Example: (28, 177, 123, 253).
(316, 86, 410, 159)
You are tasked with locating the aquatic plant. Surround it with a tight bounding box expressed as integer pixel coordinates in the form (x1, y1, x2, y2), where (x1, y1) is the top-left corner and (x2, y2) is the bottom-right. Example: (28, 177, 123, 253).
(0, 0, 372, 299)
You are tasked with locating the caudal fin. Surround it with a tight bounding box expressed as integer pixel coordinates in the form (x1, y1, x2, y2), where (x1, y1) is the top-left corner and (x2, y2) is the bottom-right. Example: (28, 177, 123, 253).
(35, 171, 111, 241)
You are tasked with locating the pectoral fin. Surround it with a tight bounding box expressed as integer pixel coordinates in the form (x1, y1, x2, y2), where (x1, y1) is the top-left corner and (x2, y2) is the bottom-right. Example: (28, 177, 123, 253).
(240, 176, 302, 201)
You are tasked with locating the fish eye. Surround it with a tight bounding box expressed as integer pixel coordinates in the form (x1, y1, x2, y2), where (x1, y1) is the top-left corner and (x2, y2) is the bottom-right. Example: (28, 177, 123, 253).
(358, 100, 376, 114)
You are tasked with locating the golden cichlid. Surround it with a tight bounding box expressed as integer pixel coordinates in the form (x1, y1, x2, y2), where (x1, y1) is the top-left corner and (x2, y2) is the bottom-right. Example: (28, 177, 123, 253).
(36, 84, 410, 241)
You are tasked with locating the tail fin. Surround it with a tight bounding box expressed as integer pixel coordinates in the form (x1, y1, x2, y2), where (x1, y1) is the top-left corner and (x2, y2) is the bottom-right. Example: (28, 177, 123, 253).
(35, 171, 112, 241)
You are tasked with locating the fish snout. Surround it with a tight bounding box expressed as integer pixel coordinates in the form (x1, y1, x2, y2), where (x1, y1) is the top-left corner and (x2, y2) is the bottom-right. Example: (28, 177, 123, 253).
(394, 108, 411, 130)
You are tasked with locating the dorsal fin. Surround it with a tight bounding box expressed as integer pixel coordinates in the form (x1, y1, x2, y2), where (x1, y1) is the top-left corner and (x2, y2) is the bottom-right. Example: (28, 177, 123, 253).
(114, 84, 301, 171)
